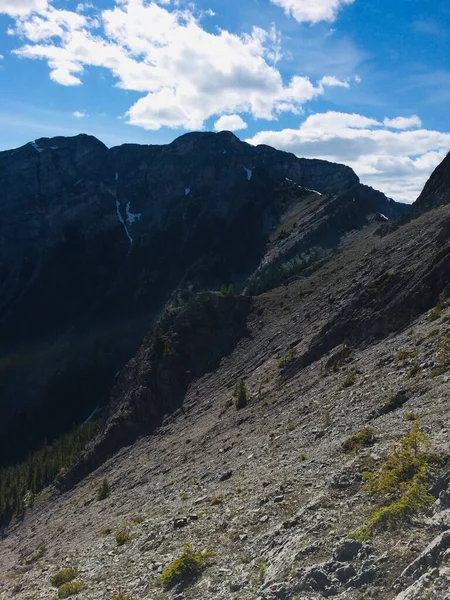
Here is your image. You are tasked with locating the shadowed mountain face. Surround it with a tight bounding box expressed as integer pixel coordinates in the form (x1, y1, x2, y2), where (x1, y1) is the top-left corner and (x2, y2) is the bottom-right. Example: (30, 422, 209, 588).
(0, 131, 408, 466)
(413, 152, 450, 215)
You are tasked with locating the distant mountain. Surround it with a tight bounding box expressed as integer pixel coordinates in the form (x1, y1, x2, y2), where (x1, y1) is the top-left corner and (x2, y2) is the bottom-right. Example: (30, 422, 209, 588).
(0, 131, 408, 466)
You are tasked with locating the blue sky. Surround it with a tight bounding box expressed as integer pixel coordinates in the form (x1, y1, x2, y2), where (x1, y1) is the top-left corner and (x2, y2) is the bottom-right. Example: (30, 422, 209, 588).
(0, 0, 449, 201)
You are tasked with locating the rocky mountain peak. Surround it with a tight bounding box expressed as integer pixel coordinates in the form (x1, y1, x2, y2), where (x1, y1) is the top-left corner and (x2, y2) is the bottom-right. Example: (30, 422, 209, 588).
(413, 151, 450, 214)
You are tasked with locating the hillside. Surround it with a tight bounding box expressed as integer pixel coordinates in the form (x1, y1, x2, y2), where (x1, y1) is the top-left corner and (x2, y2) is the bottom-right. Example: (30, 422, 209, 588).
(0, 131, 407, 467)
(1, 138, 450, 600)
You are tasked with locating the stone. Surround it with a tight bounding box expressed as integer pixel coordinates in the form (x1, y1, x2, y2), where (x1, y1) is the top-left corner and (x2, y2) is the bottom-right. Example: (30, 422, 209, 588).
(333, 539, 363, 562)
(399, 530, 450, 582)
(173, 518, 188, 529)
(335, 564, 356, 583)
(219, 470, 233, 482)
(301, 567, 333, 592)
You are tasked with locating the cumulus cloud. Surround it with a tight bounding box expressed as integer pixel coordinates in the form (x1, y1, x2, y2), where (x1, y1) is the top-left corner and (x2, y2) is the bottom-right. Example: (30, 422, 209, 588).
(246, 111, 450, 202)
(214, 114, 248, 131)
(270, 0, 355, 24)
(319, 75, 350, 88)
(0, 0, 48, 16)
(7, 0, 348, 130)
(73, 111, 86, 118)
(383, 115, 422, 130)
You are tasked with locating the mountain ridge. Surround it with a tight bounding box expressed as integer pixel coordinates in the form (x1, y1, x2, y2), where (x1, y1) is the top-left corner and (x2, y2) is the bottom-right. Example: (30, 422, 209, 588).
(0, 130, 408, 468)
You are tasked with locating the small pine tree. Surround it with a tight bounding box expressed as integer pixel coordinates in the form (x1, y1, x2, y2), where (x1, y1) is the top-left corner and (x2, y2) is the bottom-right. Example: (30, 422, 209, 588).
(97, 478, 111, 501)
(233, 380, 248, 409)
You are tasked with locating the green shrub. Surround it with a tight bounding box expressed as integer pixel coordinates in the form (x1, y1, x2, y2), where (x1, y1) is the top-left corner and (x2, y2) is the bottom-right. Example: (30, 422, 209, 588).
(220, 284, 235, 298)
(353, 478, 435, 541)
(57, 581, 84, 598)
(131, 514, 145, 525)
(160, 544, 215, 590)
(23, 545, 46, 565)
(429, 293, 446, 322)
(394, 349, 418, 364)
(406, 363, 421, 378)
(233, 379, 248, 409)
(342, 369, 357, 388)
(429, 366, 447, 378)
(404, 412, 418, 421)
(115, 529, 132, 546)
(436, 334, 450, 366)
(97, 478, 111, 501)
(210, 496, 224, 506)
(342, 429, 375, 453)
(253, 559, 267, 585)
(352, 421, 439, 539)
(50, 568, 79, 588)
(278, 349, 297, 368)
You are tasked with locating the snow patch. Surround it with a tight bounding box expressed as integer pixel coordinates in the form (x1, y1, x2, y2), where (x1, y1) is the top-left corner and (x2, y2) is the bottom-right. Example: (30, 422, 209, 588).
(244, 167, 252, 181)
(302, 187, 322, 196)
(378, 213, 389, 221)
(50, 146, 59, 150)
(285, 178, 322, 195)
(126, 201, 141, 224)
(74, 180, 82, 186)
(222, 149, 227, 155)
(115, 172, 119, 182)
(185, 188, 191, 196)
(30, 141, 43, 153)
(116, 201, 133, 245)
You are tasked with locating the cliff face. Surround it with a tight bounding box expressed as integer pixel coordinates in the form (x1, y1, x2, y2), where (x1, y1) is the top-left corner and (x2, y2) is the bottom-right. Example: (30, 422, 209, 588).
(413, 152, 450, 214)
(0, 131, 408, 465)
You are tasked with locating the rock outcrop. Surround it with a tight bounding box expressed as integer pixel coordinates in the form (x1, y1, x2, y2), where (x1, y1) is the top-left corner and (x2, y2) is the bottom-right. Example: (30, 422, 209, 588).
(413, 152, 450, 214)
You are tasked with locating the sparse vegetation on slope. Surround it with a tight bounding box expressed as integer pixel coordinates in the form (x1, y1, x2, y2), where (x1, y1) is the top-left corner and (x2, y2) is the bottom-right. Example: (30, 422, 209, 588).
(50, 568, 79, 588)
(96, 478, 111, 501)
(353, 421, 439, 540)
(160, 544, 215, 590)
(233, 379, 248, 409)
(342, 429, 375, 453)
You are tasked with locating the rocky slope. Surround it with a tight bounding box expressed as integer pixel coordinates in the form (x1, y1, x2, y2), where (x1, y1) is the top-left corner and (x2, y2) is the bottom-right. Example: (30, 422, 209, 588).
(0, 131, 407, 467)
(1, 188, 450, 600)
(3, 137, 450, 600)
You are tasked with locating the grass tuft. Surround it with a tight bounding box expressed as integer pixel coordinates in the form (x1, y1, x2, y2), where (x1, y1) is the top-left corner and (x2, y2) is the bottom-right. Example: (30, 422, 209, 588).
(57, 581, 84, 598)
(342, 429, 375, 453)
(160, 544, 215, 590)
(342, 369, 357, 388)
(50, 569, 79, 588)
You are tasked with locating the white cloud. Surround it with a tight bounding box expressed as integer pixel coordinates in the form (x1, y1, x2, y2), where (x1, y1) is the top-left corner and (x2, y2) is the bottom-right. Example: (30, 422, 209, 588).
(73, 110, 87, 118)
(270, 0, 355, 24)
(8, 0, 350, 130)
(383, 115, 422, 130)
(0, 0, 49, 16)
(319, 75, 350, 88)
(214, 114, 248, 131)
(246, 111, 450, 202)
